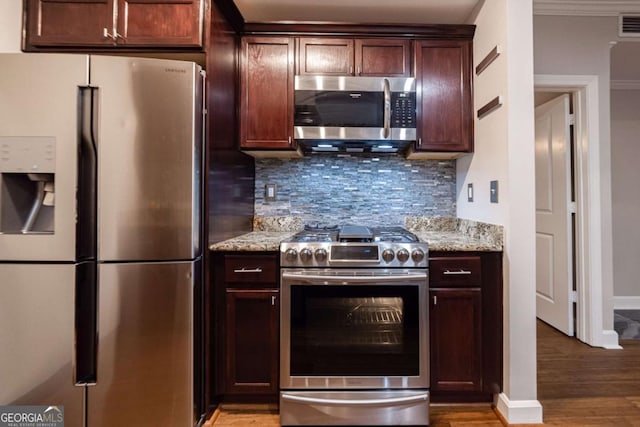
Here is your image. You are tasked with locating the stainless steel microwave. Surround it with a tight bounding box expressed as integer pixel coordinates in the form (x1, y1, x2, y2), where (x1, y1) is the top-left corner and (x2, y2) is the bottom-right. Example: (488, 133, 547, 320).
(294, 76, 416, 152)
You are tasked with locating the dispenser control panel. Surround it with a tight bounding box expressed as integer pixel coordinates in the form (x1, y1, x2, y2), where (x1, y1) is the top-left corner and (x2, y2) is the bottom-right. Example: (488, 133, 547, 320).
(0, 136, 56, 173)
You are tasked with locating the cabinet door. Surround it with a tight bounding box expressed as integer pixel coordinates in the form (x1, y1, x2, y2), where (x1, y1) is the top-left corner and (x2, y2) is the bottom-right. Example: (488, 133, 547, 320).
(225, 289, 279, 395)
(430, 288, 482, 392)
(355, 39, 411, 77)
(25, 0, 202, 48)
(240, 37, 295, 149)
(116, 0, 203, 47)
(415, 40, 473, 152)
(25, 0, 116, 47)
(298, 38, 354, 75)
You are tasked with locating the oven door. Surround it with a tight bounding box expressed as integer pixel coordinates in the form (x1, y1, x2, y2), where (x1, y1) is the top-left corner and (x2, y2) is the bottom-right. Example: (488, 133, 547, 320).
(280, 268, 429, 390)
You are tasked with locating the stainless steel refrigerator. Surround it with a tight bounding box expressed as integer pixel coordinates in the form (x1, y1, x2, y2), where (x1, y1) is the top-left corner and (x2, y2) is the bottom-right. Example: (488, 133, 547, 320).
(0, 53, 205, 427)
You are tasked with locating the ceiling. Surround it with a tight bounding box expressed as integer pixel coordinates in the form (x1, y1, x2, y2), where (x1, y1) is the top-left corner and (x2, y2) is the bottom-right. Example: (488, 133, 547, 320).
(232, 0, 482, 25)
(232, 0, 640, 25)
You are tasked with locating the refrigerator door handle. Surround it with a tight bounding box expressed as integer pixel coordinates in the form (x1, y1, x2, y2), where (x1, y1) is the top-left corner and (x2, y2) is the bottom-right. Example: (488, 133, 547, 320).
(77, 86, 98, 262)
(74, 86, 99, 386)
(74, 261, 98, 386)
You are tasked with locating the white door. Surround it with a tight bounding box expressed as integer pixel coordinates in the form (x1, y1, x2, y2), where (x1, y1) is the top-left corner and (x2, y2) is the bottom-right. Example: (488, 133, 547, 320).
(535, 94, 574, 336)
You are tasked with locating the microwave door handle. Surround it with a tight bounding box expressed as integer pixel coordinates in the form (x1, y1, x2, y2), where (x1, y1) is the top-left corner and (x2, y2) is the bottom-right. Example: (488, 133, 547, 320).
(383, 78, 391, 139)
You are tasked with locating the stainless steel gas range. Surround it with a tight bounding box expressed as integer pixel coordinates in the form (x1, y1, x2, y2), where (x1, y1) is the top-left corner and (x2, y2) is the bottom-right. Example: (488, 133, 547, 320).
(279, 225, 430, 426)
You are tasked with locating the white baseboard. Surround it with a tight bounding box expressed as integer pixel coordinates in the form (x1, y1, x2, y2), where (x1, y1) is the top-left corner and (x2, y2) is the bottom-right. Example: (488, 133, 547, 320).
(613, 296, 640, 310)
(495, 393, 543, 424)
(599, 330, 622, 349)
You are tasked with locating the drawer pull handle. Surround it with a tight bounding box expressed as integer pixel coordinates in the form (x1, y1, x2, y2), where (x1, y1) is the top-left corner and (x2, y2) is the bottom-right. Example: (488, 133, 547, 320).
(443, 269, 472, 275)
(233, 267, 263, 273)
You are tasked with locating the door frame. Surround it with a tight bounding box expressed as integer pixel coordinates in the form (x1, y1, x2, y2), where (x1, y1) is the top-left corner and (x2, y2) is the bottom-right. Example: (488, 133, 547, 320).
(534, 74, 619, 349)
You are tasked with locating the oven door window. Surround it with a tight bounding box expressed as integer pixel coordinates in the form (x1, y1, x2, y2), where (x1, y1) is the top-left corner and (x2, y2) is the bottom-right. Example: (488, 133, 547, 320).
(289, 285, 420, 377)
(294, 91, 384, 127)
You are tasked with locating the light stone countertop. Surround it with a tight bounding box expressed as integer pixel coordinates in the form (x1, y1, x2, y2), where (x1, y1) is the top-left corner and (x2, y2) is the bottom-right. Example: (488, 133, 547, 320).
(209, 227, 502, 252)
(209, 231, 295, 252)
(414, 231, 502, 252)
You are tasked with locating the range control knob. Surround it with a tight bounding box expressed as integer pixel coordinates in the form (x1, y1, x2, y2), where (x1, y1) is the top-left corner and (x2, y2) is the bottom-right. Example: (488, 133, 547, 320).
(382, 249, 395, 263)
(285, 248, 298, 261)
(412, 249, 425, 263)
(396, 248, 410, 263)
(315, 248, 328, 262)
(300, 248, 313, 262)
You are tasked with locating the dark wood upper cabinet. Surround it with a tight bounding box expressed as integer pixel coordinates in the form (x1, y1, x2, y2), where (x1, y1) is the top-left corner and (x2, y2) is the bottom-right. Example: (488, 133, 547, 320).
(413, 40, 473, 154)
(25, 0, 115, 47)
(239, 36, 296, 151)
(116, 0, 203, 47)
(297, 38, 354, 75)
(298, 37, 411, 76)
(355, 39, 412, 77)
(24, 0, 203, 49)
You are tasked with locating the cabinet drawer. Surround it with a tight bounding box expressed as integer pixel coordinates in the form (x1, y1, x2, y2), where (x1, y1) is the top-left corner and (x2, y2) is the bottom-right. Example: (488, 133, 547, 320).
(430, 256, 481, 287)
(224, 254, 278, 287)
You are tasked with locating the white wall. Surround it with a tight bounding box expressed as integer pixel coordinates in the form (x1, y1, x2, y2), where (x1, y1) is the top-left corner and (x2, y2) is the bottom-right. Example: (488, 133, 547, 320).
(461, 0, 541, 423)
(0, 0, 22, 52)
(533, 15, 618, 331)
(611, 41, 640, 306)
(611, 89, 640, 298)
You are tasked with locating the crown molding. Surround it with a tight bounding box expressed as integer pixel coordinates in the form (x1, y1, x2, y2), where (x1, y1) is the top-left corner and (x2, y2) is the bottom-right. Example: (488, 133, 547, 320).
(534, 0, 640, 17)
(611, 79, 640, 90)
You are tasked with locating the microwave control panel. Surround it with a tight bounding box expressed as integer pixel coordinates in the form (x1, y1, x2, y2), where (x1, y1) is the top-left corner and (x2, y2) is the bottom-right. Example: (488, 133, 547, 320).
(391, 92, 416, 128)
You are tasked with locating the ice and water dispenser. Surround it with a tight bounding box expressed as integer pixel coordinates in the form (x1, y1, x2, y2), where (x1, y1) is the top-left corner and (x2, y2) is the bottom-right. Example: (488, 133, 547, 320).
(0, 137, 56, 234)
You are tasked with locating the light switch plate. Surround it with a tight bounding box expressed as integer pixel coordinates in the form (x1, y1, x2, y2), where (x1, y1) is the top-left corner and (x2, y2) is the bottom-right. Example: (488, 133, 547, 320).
(265, 184, 276, 202)
(467, 183, 474, 202)
(490, 180, 499, 203)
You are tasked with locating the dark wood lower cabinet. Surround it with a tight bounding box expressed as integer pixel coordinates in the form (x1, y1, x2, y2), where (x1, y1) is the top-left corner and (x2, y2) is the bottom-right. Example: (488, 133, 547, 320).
(429, 251, 503, 403)
(212, 250, 501, 405)
(430, 288, 482, 392)
(224, 289, 279, 396)
(212, 252, 280, 402)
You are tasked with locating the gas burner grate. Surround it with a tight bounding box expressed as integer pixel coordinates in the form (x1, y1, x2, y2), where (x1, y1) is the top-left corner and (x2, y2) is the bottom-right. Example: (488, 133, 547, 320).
(372, 227, 419, 243)
(304, 222, 339, 231)
(292, 234, 334, 243)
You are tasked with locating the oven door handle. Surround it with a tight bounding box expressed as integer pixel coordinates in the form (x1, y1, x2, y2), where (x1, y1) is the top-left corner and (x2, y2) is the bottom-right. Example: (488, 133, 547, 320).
(282, 271, 427, 284)
(281, 393, 429, 406)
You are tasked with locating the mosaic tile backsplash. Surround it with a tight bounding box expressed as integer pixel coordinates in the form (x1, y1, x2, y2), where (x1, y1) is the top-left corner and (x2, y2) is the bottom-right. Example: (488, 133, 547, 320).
(255, 155, 456, 226)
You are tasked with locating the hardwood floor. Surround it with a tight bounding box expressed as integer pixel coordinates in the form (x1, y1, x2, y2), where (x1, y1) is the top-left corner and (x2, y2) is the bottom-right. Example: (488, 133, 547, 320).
(536, 320, 640, 426)
(206, 320, 640, 426)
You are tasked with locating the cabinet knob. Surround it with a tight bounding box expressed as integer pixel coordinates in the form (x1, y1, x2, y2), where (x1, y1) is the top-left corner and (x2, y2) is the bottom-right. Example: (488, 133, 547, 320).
(271, 295, 277, 306)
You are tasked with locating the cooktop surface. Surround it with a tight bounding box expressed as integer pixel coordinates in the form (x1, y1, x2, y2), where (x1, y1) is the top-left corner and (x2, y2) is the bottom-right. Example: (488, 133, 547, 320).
(289, 225, 419, 244)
